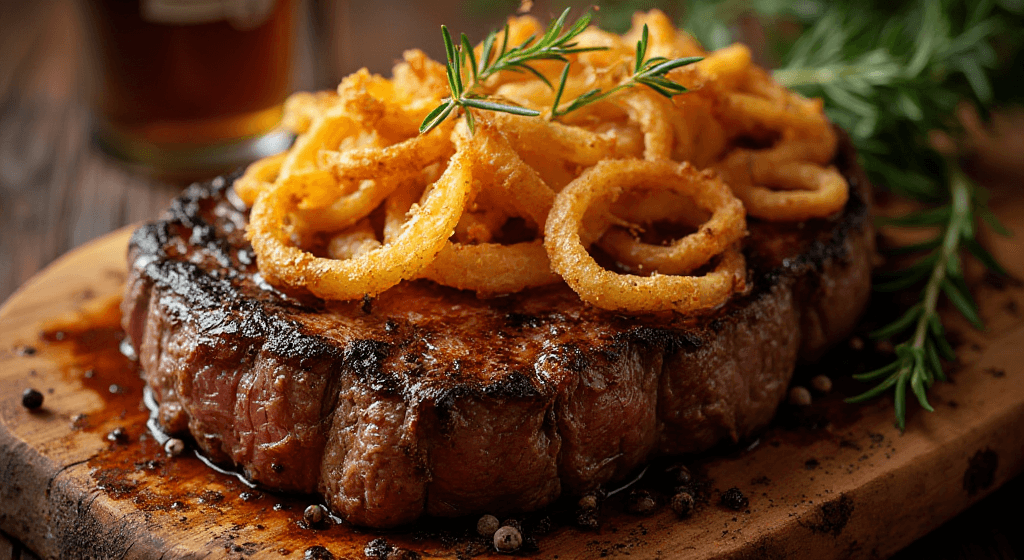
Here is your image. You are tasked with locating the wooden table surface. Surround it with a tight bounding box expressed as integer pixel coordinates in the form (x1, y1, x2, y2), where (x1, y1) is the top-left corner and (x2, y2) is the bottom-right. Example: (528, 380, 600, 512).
(2, 2, 1024, 559)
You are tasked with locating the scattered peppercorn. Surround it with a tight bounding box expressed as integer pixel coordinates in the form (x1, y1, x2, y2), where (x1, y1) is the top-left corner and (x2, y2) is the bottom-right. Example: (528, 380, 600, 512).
(576, 491, 601, 529)
(578, 493, 599, 511)
(304, 504, 326, 526)
(848, 336, 864, 351)
(533, 516, 552, 537)
(666, 463, 692, 487)
(364, 538, 391, 559)
(788, 386, 812, 406)
(810, 375, 833, 394)
(477, 514, 500, 538)
(671, 491, 695, 517)
(876, 340, 895, 354)
(21, 388, 43, 409)
(164, 438, 185, 457)
(304, 545, 335, 560)
(494, 525, 522, 553)
(627, 489, 656, 515)
(576, 508, 599, 530)
(720, 487, 749, 510)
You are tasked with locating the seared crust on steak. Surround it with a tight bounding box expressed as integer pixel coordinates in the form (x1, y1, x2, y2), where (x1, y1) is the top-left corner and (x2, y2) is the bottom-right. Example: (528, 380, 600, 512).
(122, 134, 873, 528)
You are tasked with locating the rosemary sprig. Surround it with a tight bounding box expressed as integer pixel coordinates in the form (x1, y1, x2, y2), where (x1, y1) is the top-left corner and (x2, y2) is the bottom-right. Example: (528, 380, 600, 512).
(420, 8, 601, 133)
(757, 0, 1019, 429)
(847, 164, 1009, 430)
(551, 24, 701, 117)
(420, 9, 700, 133)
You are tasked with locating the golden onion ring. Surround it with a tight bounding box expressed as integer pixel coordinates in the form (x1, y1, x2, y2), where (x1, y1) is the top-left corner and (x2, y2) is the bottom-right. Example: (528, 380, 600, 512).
(243, 11, 844, 308)
(279, 107, 362, 178)
(545, 159, 746, 313)
(326, 219, 381, 260)
(418, 120, 560, 294)
(488, 112, 619, 166)
(469, 119, 555, 227)
(717, 147, 849, 221)
(235, 152, 286, 207)
(421, 240, 560, 295)
(597, 169, 745, 275)
(248, 147, 473, 300)
(294, 122, 455, 232)
(619, 88, 675, 161)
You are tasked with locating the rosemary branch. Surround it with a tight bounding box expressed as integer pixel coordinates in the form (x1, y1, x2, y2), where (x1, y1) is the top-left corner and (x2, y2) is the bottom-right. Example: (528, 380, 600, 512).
(847, 164, 980, 430)
(756, 0, 1020, 429)
(551, 24, 701, 117)
(420, 9, 700, 134)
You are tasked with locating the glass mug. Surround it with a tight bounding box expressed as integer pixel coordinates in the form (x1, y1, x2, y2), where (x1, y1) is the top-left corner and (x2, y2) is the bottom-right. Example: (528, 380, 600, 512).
(80, 0, 298, 178)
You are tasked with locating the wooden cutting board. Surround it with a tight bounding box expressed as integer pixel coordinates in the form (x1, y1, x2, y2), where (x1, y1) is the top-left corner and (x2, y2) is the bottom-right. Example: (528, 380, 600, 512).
(2, 226, 1024, 560)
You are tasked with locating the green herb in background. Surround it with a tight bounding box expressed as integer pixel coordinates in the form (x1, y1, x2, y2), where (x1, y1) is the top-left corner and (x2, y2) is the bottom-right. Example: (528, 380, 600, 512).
(468, 0, 1024, 429)
(765, 0, 1023, 430)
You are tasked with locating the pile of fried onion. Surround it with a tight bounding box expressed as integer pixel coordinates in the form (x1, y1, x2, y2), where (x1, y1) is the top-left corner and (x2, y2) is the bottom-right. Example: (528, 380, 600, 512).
(240, 10, 847, 314)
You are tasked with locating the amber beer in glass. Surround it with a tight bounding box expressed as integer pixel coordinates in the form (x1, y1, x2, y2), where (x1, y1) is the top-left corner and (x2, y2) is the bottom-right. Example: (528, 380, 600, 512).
(81, 0, 297, 176)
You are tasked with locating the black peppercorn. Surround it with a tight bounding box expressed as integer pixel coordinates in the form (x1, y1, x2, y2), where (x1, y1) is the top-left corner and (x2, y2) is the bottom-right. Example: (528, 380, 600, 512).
(494, 525, 522, 553)
(720, 487, 748, 510)
(671, 491, 695, 517)
(304, 546, 335, 560)
(666, 463, 692, 486)
(364, 538, 391, 559)
(304, 504, 326, 526)
(21, 388, 43, 409)
(477, 514, 500, 537)
(578, 493, 599, 511)
(576, 509, 599, 530)
(627, 489, 656, 515)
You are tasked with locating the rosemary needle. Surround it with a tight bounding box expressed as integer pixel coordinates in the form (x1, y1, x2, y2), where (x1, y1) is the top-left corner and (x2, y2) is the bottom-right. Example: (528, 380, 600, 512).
(753, 0, 1019, 429)
(420, 9, 700, 134)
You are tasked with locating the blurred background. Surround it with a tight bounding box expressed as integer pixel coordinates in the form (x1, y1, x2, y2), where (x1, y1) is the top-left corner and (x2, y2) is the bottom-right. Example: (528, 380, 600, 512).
(1, 1, 1024, 558)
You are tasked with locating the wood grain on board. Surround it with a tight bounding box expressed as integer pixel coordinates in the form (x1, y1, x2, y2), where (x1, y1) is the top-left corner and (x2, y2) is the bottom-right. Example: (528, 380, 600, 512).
(4, 2, 1024, 558)
(1, 227, 1024, 559)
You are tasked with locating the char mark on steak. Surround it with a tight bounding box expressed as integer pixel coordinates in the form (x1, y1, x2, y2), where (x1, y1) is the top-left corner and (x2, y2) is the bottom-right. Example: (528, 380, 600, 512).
(122, 133, 874, 528)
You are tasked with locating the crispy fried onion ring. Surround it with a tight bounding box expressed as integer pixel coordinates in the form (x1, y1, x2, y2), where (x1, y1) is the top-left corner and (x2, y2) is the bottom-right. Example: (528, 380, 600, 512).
(292, 120, 455, 232)
(247, 148, 472, 300)
(235, 152, 286, 207)
(546, 159, 746, 313)
(418, 118, 560, 294)
(238, 9, 844, 311)
(597, 169, 746, 275)
(716, 141, 848, 221)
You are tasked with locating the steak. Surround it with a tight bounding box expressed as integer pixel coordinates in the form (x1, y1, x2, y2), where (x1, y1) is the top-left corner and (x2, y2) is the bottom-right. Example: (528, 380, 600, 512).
(121, 134, 873, 528)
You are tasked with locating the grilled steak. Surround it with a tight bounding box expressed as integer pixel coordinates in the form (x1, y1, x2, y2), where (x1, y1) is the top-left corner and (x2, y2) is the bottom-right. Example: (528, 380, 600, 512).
(121, 134, 873, 528)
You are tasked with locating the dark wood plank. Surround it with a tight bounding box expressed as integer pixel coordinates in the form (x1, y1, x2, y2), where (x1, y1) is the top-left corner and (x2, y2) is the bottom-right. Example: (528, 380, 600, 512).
(1, 2, 1022, 558)
(3, 228, 1024, 559)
